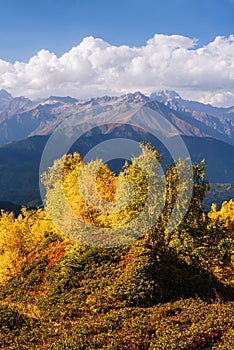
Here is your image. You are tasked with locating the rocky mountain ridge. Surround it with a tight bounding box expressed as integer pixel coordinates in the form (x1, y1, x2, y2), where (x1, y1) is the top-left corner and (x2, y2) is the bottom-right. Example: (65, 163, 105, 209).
(0, 89, 233, 146)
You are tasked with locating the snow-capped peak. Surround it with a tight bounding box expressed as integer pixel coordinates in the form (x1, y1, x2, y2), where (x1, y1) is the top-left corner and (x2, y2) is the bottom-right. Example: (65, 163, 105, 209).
(150, 90, 182, 103)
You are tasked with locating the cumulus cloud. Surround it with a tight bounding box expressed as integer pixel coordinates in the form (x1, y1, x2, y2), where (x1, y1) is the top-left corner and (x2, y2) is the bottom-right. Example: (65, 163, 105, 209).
(1, 34, 234, 106)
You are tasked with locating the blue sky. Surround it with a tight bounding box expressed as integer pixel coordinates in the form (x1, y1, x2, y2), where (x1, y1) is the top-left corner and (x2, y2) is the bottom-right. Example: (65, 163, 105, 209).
(0, 0, 233, 62)
(0, 0, 234, 106)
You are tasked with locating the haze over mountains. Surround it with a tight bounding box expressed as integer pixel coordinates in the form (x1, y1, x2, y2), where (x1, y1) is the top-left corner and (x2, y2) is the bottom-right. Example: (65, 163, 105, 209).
(0, 88, 233, 210)
(0, 88, 234, 146)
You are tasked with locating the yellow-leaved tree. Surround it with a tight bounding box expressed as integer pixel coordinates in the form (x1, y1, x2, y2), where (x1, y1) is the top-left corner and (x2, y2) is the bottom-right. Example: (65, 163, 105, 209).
(209, 199, 234, 227)
(0, 208, 59, 284)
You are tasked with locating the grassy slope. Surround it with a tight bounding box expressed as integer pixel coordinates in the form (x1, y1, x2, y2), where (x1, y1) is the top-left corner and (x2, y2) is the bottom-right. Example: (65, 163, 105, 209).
(0, 231, 233, 349)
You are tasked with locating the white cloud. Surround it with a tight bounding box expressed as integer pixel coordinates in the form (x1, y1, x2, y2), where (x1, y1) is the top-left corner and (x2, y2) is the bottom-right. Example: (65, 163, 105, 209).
(1, 34, 234, 106)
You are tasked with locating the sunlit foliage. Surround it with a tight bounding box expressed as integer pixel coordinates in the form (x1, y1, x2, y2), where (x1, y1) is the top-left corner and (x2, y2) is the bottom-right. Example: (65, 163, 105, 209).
(0, 145, 233, 348)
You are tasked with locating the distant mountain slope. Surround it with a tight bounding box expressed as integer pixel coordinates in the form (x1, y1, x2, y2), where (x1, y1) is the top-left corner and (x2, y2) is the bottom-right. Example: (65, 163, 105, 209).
(0, 132, 233, 207)
(203, 183, 234, 211)
(0, 135, 48, 206)
(182, 136, 234, 183)
(0, 89, 34, 121)
(0, 89, 233, 146)
(150, 90, 234, 116)
(0, 89, 233, 208)
(150, 90, 234, 144)
(0, 201, 22, 216)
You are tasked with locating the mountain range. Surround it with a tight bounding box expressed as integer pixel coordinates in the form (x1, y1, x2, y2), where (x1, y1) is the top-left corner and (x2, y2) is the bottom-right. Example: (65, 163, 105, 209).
(0, 89, 234, 146)
(0, 89, 233, 209)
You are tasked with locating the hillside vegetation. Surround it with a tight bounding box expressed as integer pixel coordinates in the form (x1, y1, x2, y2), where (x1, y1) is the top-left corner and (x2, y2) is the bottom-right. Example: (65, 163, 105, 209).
(0, 146, 233, 349)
